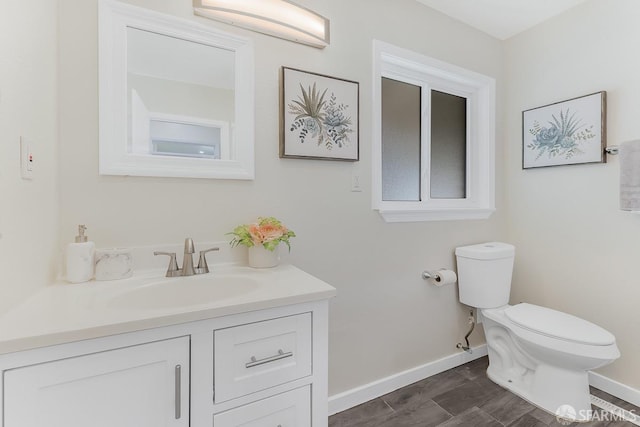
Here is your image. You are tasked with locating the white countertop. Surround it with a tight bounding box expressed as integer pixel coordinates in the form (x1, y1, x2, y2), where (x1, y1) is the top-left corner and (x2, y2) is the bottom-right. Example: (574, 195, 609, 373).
(0, 264, 336, 355)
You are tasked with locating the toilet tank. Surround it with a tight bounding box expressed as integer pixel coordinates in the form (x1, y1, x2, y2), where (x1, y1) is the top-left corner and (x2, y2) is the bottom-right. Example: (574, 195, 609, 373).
(455, 242, 515, 308)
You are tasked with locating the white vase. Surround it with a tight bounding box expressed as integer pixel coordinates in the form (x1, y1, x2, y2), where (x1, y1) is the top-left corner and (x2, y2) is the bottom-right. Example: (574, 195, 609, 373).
(248, 245, 279, 268)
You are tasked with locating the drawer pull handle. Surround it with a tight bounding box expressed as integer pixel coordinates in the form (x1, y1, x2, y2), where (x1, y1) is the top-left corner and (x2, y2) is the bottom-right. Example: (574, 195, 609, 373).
(245, 349, 293, 368)
(175, 364, 181, 419)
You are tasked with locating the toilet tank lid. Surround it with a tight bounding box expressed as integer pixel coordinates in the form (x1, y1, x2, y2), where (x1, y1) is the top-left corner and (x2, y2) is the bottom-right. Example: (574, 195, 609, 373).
(455, 242, 515, 260)
(505, 303, 615, 346)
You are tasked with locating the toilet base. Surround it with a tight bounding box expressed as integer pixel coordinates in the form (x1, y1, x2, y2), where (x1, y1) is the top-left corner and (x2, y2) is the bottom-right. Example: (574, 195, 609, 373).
(486, 363, 592, 422)
(482, 314, 596, 422)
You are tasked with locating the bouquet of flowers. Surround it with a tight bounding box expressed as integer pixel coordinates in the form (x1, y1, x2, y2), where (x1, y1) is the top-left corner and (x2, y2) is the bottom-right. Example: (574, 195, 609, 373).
(228, 217, 296, 252)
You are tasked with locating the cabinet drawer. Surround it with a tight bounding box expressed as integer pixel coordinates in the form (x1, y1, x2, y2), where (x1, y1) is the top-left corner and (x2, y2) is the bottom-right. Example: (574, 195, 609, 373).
(213, 385, 310, 427)
(214, 313, 312, 402)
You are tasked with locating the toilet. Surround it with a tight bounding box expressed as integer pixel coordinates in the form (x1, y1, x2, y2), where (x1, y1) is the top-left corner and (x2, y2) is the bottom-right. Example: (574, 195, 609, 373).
(455, 242, 619, 422)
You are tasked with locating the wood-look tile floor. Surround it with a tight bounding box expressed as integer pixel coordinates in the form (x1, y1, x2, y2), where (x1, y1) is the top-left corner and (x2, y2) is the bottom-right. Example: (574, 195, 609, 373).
(329, 357, 639, 427)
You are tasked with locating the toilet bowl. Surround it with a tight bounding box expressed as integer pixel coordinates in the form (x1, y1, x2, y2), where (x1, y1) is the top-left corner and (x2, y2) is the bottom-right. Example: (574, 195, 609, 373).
(481, 304, 619, 420)
(455, 243, 620, 422)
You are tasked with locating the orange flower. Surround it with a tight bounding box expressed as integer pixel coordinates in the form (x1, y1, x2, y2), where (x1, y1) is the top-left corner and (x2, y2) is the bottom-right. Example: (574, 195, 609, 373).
(248, 224, 265, 245)
(259, 224, 285, 242)
(228, 217, 296, 252)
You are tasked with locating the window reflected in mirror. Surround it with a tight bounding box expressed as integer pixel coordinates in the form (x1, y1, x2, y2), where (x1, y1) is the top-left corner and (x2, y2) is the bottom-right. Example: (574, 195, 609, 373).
(149, 119, 224, 159)
(126, 27, 235, 160)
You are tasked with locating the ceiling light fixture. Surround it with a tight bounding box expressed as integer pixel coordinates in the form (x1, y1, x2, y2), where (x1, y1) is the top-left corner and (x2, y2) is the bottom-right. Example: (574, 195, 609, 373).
(193, 0, 330, 49)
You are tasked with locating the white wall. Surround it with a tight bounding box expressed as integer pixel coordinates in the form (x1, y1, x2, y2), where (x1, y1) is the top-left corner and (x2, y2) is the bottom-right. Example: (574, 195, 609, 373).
(128, 74, 234, 121)
(505, 0, 640, 389)
(0, 1, 59, 313)
(58, 0, 505, 395)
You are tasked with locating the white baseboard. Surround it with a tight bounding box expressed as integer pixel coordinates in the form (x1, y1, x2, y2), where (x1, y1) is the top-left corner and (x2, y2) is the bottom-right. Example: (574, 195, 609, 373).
(328, 345, 488, 415)
(328, 345, 640, 416)
(590, 371, 640, 408)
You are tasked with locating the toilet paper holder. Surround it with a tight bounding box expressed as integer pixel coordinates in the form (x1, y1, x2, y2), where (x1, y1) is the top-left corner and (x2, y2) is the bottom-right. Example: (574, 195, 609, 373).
(421, 270, 437, 280)
(421, 269, 456, 285)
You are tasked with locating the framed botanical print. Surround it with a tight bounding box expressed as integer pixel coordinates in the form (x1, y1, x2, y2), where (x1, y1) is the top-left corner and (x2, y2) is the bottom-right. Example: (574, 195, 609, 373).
(522, 92, 606, 169)
(280, 67, 359, 161)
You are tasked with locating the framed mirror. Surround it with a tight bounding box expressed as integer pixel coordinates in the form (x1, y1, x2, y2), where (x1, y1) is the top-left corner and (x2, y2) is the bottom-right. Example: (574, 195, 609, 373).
(99, 0, 255, 179)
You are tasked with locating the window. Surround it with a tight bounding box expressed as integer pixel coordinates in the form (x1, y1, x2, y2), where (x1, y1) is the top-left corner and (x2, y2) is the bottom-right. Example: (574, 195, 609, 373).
(129, 89, 231, 161)
(150, 119, 224, 159)
(373, 41, 496, 222)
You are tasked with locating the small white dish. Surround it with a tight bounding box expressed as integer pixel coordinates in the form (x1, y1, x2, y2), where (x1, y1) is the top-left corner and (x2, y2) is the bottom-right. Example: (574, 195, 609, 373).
(95, 248, 133, 281)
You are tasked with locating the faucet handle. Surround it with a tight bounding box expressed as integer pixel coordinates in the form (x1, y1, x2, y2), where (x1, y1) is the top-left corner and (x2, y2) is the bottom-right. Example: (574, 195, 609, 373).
(184, 238, 195, 254)
(154, 251, 181, 277)
(195, 247, 220, 274)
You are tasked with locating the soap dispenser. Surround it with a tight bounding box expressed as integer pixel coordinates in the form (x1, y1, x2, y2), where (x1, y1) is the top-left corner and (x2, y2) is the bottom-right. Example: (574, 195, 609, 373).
(66, 225, 95, 283)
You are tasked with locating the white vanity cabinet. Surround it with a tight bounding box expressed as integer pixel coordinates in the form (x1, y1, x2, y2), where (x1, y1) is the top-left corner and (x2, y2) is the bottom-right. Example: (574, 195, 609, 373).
(3, 337, 190, 427)
(0, 299, 331, 427)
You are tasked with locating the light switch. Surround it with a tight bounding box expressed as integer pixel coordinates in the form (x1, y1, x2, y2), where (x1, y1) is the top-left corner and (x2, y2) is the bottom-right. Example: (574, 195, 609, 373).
(351, 173, 362, 192)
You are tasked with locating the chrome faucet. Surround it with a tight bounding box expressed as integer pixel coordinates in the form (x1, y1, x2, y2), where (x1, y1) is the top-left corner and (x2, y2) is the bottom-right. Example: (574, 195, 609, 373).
(182, 238, 196, 276)
(154, 238, 219, 277)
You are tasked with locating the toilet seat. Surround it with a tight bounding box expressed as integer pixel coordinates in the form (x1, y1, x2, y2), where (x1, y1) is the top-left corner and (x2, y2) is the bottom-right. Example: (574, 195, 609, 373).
(504, 303, 615, 346)
(481, 305, 619, 362)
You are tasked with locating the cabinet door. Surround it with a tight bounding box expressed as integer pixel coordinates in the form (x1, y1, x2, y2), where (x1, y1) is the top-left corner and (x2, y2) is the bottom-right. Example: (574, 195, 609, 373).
(3, 336, 189, 427)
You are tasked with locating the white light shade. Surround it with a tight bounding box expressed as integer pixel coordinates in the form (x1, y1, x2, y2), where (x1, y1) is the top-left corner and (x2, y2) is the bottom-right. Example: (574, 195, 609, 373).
(194, 0, 330, 49)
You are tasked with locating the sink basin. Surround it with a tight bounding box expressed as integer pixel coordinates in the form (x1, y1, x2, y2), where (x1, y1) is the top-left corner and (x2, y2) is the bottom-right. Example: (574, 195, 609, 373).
(109, 274, 260, 310)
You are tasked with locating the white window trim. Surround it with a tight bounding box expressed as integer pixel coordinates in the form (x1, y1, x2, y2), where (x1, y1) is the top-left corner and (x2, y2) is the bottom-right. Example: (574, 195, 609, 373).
(147, 113, 231, 160)
(372, 40, 496, 222)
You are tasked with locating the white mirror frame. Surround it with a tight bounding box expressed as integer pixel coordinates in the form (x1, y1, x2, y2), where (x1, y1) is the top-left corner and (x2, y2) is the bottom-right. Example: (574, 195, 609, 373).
(372, 40, 496, 222)
(98, 0, 255, 179)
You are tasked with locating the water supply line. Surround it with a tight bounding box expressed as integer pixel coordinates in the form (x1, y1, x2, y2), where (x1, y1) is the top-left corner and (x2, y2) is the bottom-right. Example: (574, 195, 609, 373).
(457, 310, 475, 354)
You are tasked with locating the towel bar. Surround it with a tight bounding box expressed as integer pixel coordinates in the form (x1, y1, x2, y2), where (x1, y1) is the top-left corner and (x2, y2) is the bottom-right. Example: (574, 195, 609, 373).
(605, 146, 619, 155)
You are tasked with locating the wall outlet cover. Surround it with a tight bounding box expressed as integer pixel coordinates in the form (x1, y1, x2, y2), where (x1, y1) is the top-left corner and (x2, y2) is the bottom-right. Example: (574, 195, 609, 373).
(20, 137, 34, 180)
